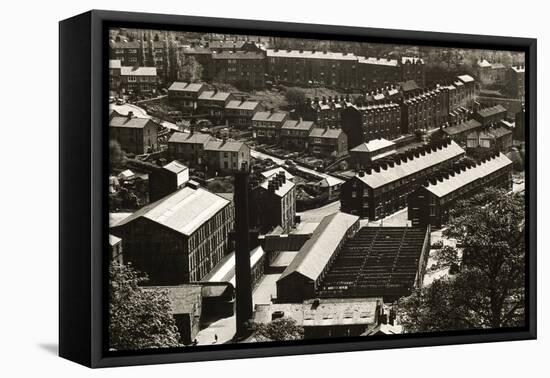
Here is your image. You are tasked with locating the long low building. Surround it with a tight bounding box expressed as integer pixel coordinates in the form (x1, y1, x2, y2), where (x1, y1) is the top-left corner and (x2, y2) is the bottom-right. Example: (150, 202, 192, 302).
(253, 297, 382, 339)
(408, 152, 513, 228)
(316, 226, 431, 302)
(340, 139, 466, 220)
(276, 212, 360, 303)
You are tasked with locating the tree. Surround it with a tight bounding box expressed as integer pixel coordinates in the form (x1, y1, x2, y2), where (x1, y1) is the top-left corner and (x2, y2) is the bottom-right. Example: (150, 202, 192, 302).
(109, 140, 126, 170)
(177, 55, 203, 83)
(400, 188, 525, 332)
(285, 88, 306, 108)
(109, 262, 182, 350)
(250, 318, 304, 342)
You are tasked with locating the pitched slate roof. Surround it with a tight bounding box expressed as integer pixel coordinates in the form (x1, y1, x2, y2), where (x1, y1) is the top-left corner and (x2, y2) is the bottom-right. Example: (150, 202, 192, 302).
(309, 127, 344, 139)
(112, 186, 230, 236)
(109, 60, 122, 69)
(204, 139, 247, 152)
(110, 115, 154, 129)
(259, 173, 296, 197)
(120, 66, 157, 76)
(457, 74, 475, 83)
(212, 51, 264, 60)
(281, 119, 315, 131)
(266, 49, 359, 61)
(476, 105, 507, 118)
(356, 141, 465, 189)
(198, 91, 233, 102)
(225, 100, 260, 111)
(425, 153, 512, 198)
(163, 160, 188, 174)
(252, 111, 287, 122)
(168, 131, 211, 145)
(442, 119, 482, 136)
(278, 212, 359, 282)
(168, 82, 205, 92)
(350, 138, 395, 153)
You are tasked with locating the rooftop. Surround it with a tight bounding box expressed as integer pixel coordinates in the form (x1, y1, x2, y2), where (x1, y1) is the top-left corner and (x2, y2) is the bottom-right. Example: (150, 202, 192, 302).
(457, 74, 475, 83)
(163, 160, 188, 174)
(168, 131, 211, 145)
(476, 104, 507, 118)
(401, 56, 424, 64)
(109, 60, 121, 69)
(202, 246, 265, 287)
(281, 119, 315, 131)
(212, 51, 264, 60)
(358, 56, 398, 66)
(260, 172, 296, 197)
(309, 127, 345, 139)
(425, 153, 512, 198)
(442, 119, 482, 136)
(252, 111, 287, 122)
(261, 167, 295, 180)
(168, 82, 205, 92)
(266, 49, 359, 61)
(111, 186, 230, 236)
(198, 91, 233, 102)
(110, 115, 155, 129)
(278, 212, 359, 282)
(350, 138, 395, 153)
(204, 139, 247, 152)
(109, 234, 121, 246)
(120, 66, 157, 77)
(318, 226, 429, 299)
(355, 140, 465, 189)
(225, 100, 260, 111)
(253, 298, 380, 327)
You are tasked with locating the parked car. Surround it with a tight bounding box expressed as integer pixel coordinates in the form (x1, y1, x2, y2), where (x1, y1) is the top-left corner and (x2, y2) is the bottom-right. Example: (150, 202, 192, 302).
(116, 98, 125, 105)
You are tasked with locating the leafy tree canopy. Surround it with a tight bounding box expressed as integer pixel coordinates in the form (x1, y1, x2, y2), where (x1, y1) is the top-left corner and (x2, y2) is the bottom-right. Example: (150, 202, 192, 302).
(109, 262, 182, 350)
(400, 188, 525, 332)
(250, 317, 304, 342)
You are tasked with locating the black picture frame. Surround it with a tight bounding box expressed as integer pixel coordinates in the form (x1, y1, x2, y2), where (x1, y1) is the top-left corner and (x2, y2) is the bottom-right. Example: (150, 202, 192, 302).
(59, 9, 537, 368)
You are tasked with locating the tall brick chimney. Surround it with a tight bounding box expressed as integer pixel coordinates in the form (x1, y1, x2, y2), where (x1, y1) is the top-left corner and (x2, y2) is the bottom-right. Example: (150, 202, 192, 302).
(233, 162, 253, 339)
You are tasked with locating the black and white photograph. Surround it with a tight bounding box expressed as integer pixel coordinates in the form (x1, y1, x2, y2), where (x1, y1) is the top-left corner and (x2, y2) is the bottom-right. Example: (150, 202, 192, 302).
(106, 26, 528, 351)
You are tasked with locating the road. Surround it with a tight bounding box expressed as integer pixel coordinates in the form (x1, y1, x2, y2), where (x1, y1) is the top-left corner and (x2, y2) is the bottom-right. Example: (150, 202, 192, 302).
(250, 149, 344, 186)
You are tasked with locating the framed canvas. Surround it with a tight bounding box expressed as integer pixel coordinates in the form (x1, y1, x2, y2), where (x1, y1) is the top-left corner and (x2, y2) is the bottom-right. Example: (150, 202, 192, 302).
(59, 10, 537, 368)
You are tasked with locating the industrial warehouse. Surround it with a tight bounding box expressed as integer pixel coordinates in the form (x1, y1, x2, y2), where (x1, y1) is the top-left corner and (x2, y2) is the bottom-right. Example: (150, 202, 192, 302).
(106, 26, 527, 350)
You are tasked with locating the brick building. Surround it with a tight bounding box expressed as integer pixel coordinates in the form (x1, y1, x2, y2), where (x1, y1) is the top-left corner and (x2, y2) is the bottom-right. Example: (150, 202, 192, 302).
(224, 99, 261, 129)
(466, 126, 513, 153)
(120, 65, 158, 96)
(203, 139, 251, 173)
(279, 119, 315, 151)
(400, 57, 426, 87)
(254, 171, 296, 233)
(109, 112, 159, 154)
(308, 127, 348, 157)
(110, 185, 234, 284)
(252, 110, 288, 143)
(408, 152, 512, 228)
(168, 82, 206, 112)
(400, 87, 449, 134)
(212, 51, 266, 90)
(340, 140, 465, 220)
(149, 160, 189, 202)
(474, 104, 507, 126)
(349, 138, 397, 168)
(197, 90, 235, 120)
(507, 66, 526, 100)
(341, 101, 402, 145)
(167, 131, 212, 164)
(441, 119, 483, 147)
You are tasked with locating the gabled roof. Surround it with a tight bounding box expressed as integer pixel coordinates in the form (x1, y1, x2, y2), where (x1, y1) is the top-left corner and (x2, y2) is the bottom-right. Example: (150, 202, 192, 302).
(252, 111, 287, 122)
(112, 186, 230, 236)
(212, 51, 264, 60)
(511, 66, 525, 73)
(442, 119, 482, 136)
(168, 82, 205, 92)
(120, 66, 157, 76)
(400, 80, 420, 93)
(309, 127, 344, 139)
(266, 49, 359, 61)
(110, 115, 155, 129)
(278, 212, 359, 282)
(168, 131, 211, 145)
(198, 91, 233, 102)
(401, 56, 424, 64)
(355, 141, 465, 189)
(109, 234, 121, 246)
(476, 104, 507, 118)
(358, 56, 398, 66)
(163, 160, 188, 174)
(259, 174, 295, 197)
(478, 59, 491, 68)
(225, 100, 260, 111)
(425, 153, 512, 198)
(281, 119, 315, 131)
(457, 74, 475, 83)
(204, 139, 247, 152)
(350, 138, 395, 153)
